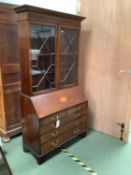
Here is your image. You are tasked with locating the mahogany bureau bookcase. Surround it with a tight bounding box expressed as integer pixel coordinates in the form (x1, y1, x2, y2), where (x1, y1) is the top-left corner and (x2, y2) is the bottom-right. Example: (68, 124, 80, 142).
(15, 5, 87, 164)
(0, 2, 22, 141)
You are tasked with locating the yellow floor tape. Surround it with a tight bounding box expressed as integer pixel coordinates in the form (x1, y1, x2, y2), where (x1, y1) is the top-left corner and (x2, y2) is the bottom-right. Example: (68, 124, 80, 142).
(61, 149, 97, 175)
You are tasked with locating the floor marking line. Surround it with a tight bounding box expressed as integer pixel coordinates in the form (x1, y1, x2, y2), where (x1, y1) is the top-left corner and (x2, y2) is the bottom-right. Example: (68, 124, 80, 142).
(61, 149, 98, 175)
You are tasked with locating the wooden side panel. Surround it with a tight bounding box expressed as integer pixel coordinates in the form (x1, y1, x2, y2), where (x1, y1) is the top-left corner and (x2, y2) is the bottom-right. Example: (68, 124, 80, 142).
(79, 0, 131, 139)
(0, 65, 6, 131)
(21, 95, 40, 155)
(0, 2, 17, 25)
(3, 77, 21, 131)
(2, 64, 21, 133)
(17, 20, 32, 96)
(0, 23, 19, 64)
(0, 3, 22, 136)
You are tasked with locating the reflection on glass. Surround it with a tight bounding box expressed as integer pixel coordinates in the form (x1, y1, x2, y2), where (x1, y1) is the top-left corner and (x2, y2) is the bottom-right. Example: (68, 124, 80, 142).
(60, 28, 78, 87)
(31, 24, 56, 92)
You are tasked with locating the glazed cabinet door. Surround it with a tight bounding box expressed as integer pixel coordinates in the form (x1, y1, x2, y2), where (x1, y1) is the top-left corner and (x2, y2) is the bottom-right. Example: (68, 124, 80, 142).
(31, 24, 57, 93)
(60, 27, 79, 87)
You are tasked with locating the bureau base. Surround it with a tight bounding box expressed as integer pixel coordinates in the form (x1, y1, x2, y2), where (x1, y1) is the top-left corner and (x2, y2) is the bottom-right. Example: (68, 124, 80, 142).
(23, 130, 87, 165)
(21, 87, 88, 164)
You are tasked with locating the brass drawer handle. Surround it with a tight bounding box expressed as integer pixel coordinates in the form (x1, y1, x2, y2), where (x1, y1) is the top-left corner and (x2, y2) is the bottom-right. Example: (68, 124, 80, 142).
(74, 113, 80, 118)
(77, 106, 81, 110)
(51, 140, 59, 147)
(77, 113, 80, 116)
(51, 117, 55, 121)
(73, 128, 80, 134)
(51, 115, 59, 121)
(74, 120, 79, 125)
(51, 124, 56, 128)
(74, 114, 77, 118)
(74, 113, 79, 117)
(51, 130, 59, 137)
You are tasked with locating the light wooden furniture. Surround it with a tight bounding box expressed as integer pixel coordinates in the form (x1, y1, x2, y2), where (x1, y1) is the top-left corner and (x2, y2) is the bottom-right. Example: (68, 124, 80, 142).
(15, 5, 87, 164)
(0, 3, 22, 141)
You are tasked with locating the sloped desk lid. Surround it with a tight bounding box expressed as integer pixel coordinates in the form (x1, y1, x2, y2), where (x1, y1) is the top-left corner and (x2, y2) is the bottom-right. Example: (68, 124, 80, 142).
(30, 86, 87, 118)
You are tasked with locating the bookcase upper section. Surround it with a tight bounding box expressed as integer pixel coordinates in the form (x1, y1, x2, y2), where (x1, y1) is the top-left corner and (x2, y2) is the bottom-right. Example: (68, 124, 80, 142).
(15, 5, 85, 96)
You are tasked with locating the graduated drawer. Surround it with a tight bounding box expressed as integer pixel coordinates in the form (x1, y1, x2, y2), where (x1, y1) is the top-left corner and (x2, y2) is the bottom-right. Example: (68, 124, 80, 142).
(40, 109, 87, 134)
(41, 123, 86, 155)
(41, 102, 87, 125)
(66, 103, 87, 115)
(40, 115, 87, 144)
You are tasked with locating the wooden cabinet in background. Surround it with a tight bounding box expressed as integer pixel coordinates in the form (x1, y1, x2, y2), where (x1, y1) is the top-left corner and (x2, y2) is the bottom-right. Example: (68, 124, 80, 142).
(15, 5, 87, 164)
(0, 3, 22, 141)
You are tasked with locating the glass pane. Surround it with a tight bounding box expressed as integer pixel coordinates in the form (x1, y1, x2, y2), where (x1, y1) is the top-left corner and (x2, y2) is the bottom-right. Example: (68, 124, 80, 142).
(60, 28, 78, 87)
(31, 24, 56, 92)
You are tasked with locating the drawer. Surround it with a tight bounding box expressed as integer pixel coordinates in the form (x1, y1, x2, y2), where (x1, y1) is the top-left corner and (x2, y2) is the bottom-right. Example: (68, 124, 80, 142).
(41, 102, 87, 125)
(40, 110, 87, 134)
(41, 110, 66, 125)
(41, 123, 86, 154)
(67, 103, 87, 115)
(40, 115, 87, 144)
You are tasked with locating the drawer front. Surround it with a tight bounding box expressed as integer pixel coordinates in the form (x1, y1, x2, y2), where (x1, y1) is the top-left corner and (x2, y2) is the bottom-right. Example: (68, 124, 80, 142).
(41, 102, 87, 125)
(67, 103, 87, 115)
(40, 110, 87, 134)
(40, 104, 87, 134)
(41, 115, 87, 144)
(41, 110, 66, 125)
(41, 123, 86, 155)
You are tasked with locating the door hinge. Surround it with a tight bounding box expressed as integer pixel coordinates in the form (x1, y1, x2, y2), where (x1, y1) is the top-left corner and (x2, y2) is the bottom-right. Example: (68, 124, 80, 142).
(117, 122, 125, 141)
